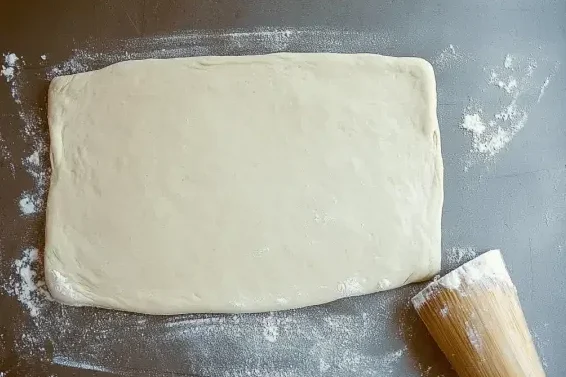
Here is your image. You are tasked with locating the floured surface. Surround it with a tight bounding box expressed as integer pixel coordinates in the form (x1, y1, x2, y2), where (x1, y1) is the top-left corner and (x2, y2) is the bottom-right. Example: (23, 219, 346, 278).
(1, 20, 562, 377)
(45, 53, 442, 314)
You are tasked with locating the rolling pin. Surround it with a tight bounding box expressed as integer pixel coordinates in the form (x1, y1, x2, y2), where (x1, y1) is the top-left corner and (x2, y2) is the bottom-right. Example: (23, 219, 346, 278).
(411, 249, 545, 377)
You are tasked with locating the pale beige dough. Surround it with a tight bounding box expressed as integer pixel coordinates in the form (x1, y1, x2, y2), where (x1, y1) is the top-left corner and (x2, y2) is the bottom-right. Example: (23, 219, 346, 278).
(45, 53, 443, 315)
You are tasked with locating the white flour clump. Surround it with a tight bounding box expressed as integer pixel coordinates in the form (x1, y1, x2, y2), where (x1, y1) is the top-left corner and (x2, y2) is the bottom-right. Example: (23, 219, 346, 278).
(460, 110, 518, 157)
(1, 52, 19, 82)
(8, 248, 48, 317)
(19, 193, 41, 215)
(461, 114, 485, 134)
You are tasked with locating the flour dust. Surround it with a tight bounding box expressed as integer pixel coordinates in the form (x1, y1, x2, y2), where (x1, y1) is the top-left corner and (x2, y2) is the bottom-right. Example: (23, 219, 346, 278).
(532, 322, 550, 368)
(459, 53, 559, 169)
(2, 248, 47, 317)
(445, 246, 477, 265)
(432, 44, 463, 71)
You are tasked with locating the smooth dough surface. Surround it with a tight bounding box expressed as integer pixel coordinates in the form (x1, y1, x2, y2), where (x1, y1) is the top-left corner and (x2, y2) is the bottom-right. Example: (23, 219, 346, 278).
(46, 53, 443, 315)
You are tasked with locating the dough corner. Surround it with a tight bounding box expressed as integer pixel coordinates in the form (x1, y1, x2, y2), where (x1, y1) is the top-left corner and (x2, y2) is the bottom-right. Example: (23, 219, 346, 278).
(44, 249, 90, 307)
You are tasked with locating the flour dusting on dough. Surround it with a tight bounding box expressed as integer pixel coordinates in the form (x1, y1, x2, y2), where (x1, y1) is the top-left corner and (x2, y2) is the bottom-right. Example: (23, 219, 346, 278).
(338, 277, 365, 296)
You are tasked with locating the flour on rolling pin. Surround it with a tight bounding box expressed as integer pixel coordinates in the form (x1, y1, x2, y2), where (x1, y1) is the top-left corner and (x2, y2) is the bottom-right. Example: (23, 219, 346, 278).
(411, 250, 546, 377)
(412, 249, 515, 309)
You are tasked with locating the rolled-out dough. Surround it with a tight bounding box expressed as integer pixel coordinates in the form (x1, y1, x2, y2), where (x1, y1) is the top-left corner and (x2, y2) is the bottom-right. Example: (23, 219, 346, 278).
(46, 53, 443, 315)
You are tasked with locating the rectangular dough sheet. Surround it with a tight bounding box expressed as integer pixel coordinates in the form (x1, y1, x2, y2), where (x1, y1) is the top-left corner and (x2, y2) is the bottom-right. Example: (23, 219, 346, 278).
(46, 53, 443, 315)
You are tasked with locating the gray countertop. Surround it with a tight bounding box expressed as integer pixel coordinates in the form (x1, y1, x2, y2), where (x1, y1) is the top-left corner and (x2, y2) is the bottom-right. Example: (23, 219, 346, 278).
(0, 1, 564, 376)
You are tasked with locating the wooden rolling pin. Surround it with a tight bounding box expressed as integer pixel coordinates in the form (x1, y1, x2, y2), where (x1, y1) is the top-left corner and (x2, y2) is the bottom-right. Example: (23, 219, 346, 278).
(411, 249, 545, 377)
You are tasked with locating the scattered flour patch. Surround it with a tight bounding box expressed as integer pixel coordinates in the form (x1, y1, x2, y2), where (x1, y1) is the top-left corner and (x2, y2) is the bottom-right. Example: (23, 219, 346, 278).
(495, 77, 518, 94)
(446, 246, 477, 265)
(377, 347, 407, 374)
(477, 127, 511, 155)
(532, 324, 550, 368)
(19, 148, 48, 216)
(432, 44, 462, 70)
(25, 150, 40, 166)
(50, 57, 88, 77)
(0, 133, 15, 176)
(460, 111, 519, 156)
(3, 51, 50, 213)
(504, 54, 514, 69)
(262, 314, 280, 343)
(225, 28, 295, 52)
(461, 53, 558, 168)
(8, 248, 47, 317)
